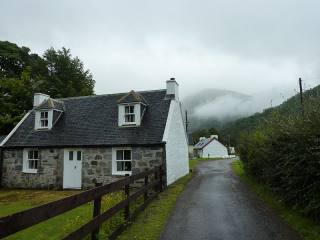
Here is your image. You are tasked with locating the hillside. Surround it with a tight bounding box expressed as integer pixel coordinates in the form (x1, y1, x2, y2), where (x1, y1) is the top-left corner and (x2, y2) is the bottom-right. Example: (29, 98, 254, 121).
(221, 84, 320, 146)
(182, 89, 250, 131)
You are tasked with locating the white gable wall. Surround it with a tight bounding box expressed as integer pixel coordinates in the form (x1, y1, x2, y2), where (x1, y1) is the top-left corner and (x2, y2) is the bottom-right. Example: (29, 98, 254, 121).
(202, 139, 229, 158)
(162, 100, 189, 185)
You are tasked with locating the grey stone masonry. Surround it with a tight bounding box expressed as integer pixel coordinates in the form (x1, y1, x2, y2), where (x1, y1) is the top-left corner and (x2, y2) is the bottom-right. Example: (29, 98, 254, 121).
(1, 146, 165, 190)
(2, 148, 63, 189)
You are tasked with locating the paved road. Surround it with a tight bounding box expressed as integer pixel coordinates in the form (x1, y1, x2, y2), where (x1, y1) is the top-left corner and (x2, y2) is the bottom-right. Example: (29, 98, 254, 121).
(161, 159, 301, 240)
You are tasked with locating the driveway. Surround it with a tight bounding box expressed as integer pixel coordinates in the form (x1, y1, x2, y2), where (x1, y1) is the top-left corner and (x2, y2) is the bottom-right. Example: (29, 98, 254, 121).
(160, 159, 301, 240)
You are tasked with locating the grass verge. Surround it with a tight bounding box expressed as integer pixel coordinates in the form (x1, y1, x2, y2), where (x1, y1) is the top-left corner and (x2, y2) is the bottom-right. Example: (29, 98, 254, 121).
(231, 160, 320, 240)
(0, 190, 125, 240)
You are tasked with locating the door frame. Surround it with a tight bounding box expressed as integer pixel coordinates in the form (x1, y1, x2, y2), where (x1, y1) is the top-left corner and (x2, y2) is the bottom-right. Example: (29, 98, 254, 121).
(63, 149, 83, 189)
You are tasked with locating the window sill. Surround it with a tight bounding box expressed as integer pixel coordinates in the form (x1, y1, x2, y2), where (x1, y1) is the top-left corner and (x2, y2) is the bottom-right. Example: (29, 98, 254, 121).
(22, 169, 38, 174)
(112, 172, 132, 176)
(35, 128, 50, 131)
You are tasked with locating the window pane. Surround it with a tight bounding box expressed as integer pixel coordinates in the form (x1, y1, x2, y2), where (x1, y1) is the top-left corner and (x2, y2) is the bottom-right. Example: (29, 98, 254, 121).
(41, 112, 44, 118)
(28, 151, 33, 159)
(45, 112, 48, 118)
(34, 160, 38, 169)
(125, 106, 129, 114)
(130, 115, 135, 122)
(117, 161, 124, 171)
(116, 150, 123, 160)
(123, 150, 131, 160)
(124, 161, 131, 171)
(33, 150, 38, 159)
(77, 151, 81, 161)
(28, 160, 33, 169)
(69, 151, 73, 160)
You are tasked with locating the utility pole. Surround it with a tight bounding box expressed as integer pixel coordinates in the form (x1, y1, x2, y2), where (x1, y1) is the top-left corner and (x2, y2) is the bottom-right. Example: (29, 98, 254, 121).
(185, 110, 189, 133)
(299, 77, 304, 114)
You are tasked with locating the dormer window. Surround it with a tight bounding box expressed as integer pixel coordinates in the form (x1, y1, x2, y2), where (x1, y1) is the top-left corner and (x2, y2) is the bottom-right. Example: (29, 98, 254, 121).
(34, 98, 64, 130)
(40, 111, 49, 128)
(125, 105, 135, 123)
(117, 90, 148, 127)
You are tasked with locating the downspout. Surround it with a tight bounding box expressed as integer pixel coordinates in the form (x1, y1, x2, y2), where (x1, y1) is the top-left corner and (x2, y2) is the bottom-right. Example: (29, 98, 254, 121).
(162, 143, 167, 188)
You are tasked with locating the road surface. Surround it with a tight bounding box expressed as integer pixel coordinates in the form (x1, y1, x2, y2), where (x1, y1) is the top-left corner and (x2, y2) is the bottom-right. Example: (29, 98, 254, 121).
(160, 159, 301, 240)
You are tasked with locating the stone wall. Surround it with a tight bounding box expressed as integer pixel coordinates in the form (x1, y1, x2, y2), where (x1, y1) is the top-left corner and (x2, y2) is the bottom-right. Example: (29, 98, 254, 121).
(1, 148, 63, 189)
(1, 146, 165, 190)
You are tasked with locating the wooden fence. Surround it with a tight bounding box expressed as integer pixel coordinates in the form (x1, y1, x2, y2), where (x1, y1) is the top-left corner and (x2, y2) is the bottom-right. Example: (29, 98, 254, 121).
(0, 165, 165, 240)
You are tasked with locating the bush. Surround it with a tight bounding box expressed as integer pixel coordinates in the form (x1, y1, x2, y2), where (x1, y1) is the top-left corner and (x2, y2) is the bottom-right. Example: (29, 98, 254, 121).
(238, 99, 320, 221)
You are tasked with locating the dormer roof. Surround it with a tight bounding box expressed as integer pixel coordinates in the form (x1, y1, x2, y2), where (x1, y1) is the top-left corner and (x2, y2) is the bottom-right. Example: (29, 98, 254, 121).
(117, 90, 148, 105)
(35, 98, 65, 111)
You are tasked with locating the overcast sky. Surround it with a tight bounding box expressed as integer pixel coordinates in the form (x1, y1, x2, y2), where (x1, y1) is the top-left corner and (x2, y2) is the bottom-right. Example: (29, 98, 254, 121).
(1, 0, 320, 100)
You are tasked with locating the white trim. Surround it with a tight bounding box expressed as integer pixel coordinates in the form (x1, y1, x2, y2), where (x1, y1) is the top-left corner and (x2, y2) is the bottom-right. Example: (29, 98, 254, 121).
(0, 111, 31, 147)
(112, 147, 132, 175)
(22, 148, 39, 174)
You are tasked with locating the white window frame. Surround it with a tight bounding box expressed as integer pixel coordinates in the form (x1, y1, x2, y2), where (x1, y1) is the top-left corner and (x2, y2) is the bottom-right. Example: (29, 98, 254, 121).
(112, 148, 132, 175)
(124, 105, 136, 124)
(23, 149, 39, 173)
(35, 110, 53, 130)
(40, 111, 49, 128)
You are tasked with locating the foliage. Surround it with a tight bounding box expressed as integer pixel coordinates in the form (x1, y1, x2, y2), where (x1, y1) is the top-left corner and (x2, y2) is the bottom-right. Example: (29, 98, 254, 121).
(221, 84, 320, 146)
(191, 127, 219, 144)
(237, 98, 320, 222)
(232, 160, 320, 240)
(0, 40, 95, 135)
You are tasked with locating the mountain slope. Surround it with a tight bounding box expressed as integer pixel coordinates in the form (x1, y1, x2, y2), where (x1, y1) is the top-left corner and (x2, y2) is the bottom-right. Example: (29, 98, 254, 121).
(221, 84, 320, 145)
(182, 89, 250, 131)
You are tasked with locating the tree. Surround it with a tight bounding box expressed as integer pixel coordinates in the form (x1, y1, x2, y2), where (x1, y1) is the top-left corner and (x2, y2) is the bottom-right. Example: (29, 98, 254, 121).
(43, 47, 95, 98)
(0, 41, 95, 135)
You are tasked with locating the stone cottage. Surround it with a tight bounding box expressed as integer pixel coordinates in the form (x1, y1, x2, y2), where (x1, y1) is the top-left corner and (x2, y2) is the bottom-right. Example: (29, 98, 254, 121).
(0, 78, 189, 189)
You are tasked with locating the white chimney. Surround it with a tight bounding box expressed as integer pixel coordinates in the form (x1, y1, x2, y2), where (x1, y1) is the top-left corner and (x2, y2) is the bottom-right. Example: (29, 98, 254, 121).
(199, 137, 206, 141)
(33, 93, 50, 107)
(211, 135, 218, 140)
(166, 78, 179, 100)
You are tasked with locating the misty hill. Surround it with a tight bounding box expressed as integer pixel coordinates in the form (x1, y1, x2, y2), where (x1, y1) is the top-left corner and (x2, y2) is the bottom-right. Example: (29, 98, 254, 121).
(182, 89, 251, 131)
(221, 84, 320, 146)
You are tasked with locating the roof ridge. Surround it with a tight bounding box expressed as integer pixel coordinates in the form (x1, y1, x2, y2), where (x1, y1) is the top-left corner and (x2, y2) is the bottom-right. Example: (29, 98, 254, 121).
(57, 89, 166, 101)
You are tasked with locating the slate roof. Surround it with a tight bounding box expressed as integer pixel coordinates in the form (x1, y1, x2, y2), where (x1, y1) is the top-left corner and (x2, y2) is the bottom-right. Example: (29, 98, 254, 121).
(117, 90, 148, 105)
(35, 98, 65, 111)
(0, 135, 7, 145)
(194, 137, 215, 149)
(3, 89, 171, 148)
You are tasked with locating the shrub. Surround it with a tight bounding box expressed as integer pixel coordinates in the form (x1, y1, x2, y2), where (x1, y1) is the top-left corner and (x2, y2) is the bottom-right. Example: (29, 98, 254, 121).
(238, 99, 320, 221)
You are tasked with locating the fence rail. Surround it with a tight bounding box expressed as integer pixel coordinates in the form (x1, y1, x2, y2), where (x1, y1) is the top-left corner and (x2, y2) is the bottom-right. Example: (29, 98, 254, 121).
(0, 165, 165, 239)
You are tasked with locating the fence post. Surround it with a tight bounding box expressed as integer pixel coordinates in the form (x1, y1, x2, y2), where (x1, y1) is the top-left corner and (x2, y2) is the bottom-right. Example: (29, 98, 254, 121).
(159, 165, 163, 192)
(144, 169, 149, 202)
(124, 174, 130, 221)
(91, 182, 102, 240)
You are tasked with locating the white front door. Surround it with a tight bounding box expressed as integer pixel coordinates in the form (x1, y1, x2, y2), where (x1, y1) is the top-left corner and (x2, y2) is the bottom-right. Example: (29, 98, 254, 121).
(63, 149, 82, 189)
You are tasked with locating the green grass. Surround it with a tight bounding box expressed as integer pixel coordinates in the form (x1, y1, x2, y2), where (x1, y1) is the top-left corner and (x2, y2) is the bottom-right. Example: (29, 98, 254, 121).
(0, 189, 125, 240)
(231, 160, 320, 240)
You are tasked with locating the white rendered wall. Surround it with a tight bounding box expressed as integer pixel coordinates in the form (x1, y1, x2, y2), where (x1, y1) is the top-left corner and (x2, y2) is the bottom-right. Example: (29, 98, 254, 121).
(202, 139, 229, 158)
(163, 100, 189, 185)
